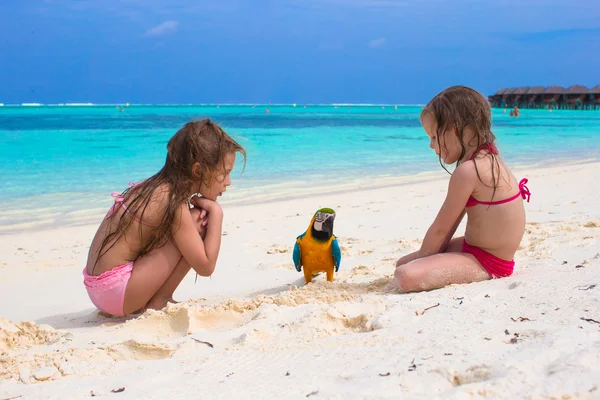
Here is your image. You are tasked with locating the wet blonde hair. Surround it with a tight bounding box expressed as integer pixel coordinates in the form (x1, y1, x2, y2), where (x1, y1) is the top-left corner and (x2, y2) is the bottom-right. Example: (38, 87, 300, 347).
(421, 85, 501, 195)
(95, 119, 246, 268)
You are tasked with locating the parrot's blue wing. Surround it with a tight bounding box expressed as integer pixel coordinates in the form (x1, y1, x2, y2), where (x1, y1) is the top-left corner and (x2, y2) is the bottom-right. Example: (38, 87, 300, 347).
(293, 233, 305, 272)
(331, 236, 342, 272)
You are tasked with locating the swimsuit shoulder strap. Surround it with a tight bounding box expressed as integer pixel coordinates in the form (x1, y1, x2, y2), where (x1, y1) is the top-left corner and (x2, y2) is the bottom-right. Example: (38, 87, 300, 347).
(106, 182, 156, 227)
(469, 142, 499, 161)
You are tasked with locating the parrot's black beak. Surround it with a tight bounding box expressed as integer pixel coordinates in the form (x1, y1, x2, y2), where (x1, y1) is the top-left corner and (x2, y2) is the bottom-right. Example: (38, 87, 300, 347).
(322, 216, 334, 236)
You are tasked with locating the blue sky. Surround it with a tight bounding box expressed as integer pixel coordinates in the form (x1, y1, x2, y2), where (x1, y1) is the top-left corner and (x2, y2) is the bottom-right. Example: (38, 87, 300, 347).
(1, 0, 599, 104)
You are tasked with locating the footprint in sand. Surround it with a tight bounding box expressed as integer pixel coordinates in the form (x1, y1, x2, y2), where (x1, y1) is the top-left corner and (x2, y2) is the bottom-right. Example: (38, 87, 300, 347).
(350, 265, 373, 276)
(104, 340, 178, 361)
(445, 365, 494, 387)
(115, 304, 260, 339)
(340, 245, 351, 256)
(267, 246, 290, 254)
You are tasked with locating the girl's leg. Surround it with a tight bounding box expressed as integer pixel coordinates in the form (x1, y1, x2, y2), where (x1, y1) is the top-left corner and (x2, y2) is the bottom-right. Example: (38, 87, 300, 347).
(395, 236, 465, 267)
(122, 239, 192, 315)
(122, 208, 203, 315)
(393, 250, 490, 293)
(146, 255, 192, 309)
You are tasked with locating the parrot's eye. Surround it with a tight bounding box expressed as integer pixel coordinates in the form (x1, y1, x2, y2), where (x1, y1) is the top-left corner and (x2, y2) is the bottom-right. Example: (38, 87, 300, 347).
(315, 212, 335, 222)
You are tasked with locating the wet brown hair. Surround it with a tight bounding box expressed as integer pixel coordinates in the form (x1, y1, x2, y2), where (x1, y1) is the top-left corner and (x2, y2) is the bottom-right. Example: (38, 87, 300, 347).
(94, 119, 246, 270)
(421, 85, 501, 195)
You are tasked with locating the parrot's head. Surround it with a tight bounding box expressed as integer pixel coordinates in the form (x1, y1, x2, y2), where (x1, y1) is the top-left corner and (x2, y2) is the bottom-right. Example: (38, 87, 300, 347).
(310, 207, 336, 241)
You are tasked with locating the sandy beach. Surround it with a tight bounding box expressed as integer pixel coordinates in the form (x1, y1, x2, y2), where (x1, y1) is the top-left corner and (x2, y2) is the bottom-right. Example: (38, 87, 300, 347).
(1, 161, 599, 399)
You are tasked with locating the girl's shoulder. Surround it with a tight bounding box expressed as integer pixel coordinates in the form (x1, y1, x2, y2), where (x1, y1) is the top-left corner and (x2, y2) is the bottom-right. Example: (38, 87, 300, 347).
(134, 183, 173, 222)
(454, 159, 480, 181)
(461, 155, 516, 191)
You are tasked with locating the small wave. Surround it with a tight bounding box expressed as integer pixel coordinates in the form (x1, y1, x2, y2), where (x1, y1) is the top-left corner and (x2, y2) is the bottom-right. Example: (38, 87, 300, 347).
(21, 103, 43, 106)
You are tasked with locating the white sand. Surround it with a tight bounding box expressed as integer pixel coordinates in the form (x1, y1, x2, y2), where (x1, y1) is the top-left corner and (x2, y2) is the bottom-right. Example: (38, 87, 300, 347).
(1, 161, 599, 399)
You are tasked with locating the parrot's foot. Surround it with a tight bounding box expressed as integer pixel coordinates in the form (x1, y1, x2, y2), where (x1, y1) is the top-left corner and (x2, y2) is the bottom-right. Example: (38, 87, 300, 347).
(326, 270, 334, 282)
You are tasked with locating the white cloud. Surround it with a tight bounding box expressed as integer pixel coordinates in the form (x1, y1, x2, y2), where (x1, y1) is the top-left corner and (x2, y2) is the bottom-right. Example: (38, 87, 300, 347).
(369, 37, 386, 48)
(143, 21, 180, 38)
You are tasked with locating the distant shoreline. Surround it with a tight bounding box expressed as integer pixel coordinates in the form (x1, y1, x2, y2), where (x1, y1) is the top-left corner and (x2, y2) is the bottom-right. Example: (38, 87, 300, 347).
(1, 158, 597, 236)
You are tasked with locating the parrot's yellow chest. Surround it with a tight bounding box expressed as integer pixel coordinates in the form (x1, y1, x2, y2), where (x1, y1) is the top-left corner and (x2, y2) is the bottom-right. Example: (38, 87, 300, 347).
(293, 209, 341, 283)
(297, 235, 335, 272)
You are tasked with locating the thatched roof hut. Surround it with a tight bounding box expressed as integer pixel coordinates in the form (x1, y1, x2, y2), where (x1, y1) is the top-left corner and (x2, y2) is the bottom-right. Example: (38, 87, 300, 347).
(512, 87, 529, 102)
(566, 85, 589, 94)
(544, 86, 566, 94)
(488, 84, 599, 108)
(526, 86, 545, 94)
(502, 88, 517, 99)
(564, 85, 589, 104)
(589, 85, 600, 105)
(513, 87, 530, 95)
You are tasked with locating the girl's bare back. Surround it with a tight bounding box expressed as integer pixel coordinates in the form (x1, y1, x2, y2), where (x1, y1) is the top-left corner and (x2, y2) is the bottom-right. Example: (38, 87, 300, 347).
(463, 153, 526, 261)
(85, 185, 169, 277)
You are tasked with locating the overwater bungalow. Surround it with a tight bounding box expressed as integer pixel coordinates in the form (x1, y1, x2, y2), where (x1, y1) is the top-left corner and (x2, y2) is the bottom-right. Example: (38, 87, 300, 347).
(542, 86, 566, 109)
(565, 85, 588, 108)
(511, 87, 529, 107)
(525, 86, 545, 108)
(488, 85, 600, 110)
(590, 85, 600, 109)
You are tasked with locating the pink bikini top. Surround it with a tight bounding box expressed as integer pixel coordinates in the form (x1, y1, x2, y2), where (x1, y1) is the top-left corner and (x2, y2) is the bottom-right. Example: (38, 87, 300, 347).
(465, 143, 531, 208)
(106, 182, 156, 227)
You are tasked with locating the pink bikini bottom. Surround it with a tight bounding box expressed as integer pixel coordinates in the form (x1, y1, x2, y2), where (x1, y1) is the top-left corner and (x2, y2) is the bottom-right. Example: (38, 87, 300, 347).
(83, 262, 133, 317)
(462, 241, 514, 279)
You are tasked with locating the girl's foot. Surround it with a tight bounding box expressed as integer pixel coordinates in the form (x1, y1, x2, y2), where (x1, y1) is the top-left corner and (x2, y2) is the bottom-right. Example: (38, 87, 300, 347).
(382, 282, 401, 294)
(145, 297, 170, 311)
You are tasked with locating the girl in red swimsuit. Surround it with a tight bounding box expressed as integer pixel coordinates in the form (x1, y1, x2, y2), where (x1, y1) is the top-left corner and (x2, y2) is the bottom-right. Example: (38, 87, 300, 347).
(393, 86, 530, 293)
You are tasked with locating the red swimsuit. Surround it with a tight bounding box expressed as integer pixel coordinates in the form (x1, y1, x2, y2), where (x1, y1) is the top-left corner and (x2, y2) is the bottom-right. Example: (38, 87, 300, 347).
(462, 143, 531, 278)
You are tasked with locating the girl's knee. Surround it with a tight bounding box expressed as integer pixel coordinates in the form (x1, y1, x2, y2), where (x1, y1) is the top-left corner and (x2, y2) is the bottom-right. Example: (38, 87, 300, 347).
(394, 266, 422, 293)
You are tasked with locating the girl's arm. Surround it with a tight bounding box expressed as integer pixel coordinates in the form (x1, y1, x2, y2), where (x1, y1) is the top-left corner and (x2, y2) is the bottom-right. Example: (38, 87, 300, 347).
(418, 163, 476, 258)
(172, 202, 223, 277)
(440, 209, 466, 252)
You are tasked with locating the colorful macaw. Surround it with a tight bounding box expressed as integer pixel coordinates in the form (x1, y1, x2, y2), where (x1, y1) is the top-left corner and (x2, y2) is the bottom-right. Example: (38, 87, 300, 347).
(293, 208, 341, 283)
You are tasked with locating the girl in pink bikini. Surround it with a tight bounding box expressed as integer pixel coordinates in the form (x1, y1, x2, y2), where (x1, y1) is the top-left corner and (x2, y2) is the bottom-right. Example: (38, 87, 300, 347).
(84, 119, 246, 317)
(393, 86, 530, 292)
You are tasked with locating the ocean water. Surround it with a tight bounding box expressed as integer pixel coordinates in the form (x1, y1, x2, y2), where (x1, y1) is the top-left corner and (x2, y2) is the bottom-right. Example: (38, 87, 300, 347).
(1, 105, 599, 232)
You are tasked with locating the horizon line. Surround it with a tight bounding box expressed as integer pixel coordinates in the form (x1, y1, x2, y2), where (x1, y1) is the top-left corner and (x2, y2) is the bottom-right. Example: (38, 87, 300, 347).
(0, 102, 425, 107)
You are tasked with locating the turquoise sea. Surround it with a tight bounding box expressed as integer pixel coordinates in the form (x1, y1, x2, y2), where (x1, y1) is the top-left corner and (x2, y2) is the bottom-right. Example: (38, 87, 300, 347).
(1, 105, 599, 232)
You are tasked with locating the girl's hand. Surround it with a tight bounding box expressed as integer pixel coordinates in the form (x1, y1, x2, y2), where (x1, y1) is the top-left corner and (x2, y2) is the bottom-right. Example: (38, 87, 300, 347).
(191, 197, 223, 219)
(190, 207, 209, 238)
(198, 209, 208, 239)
